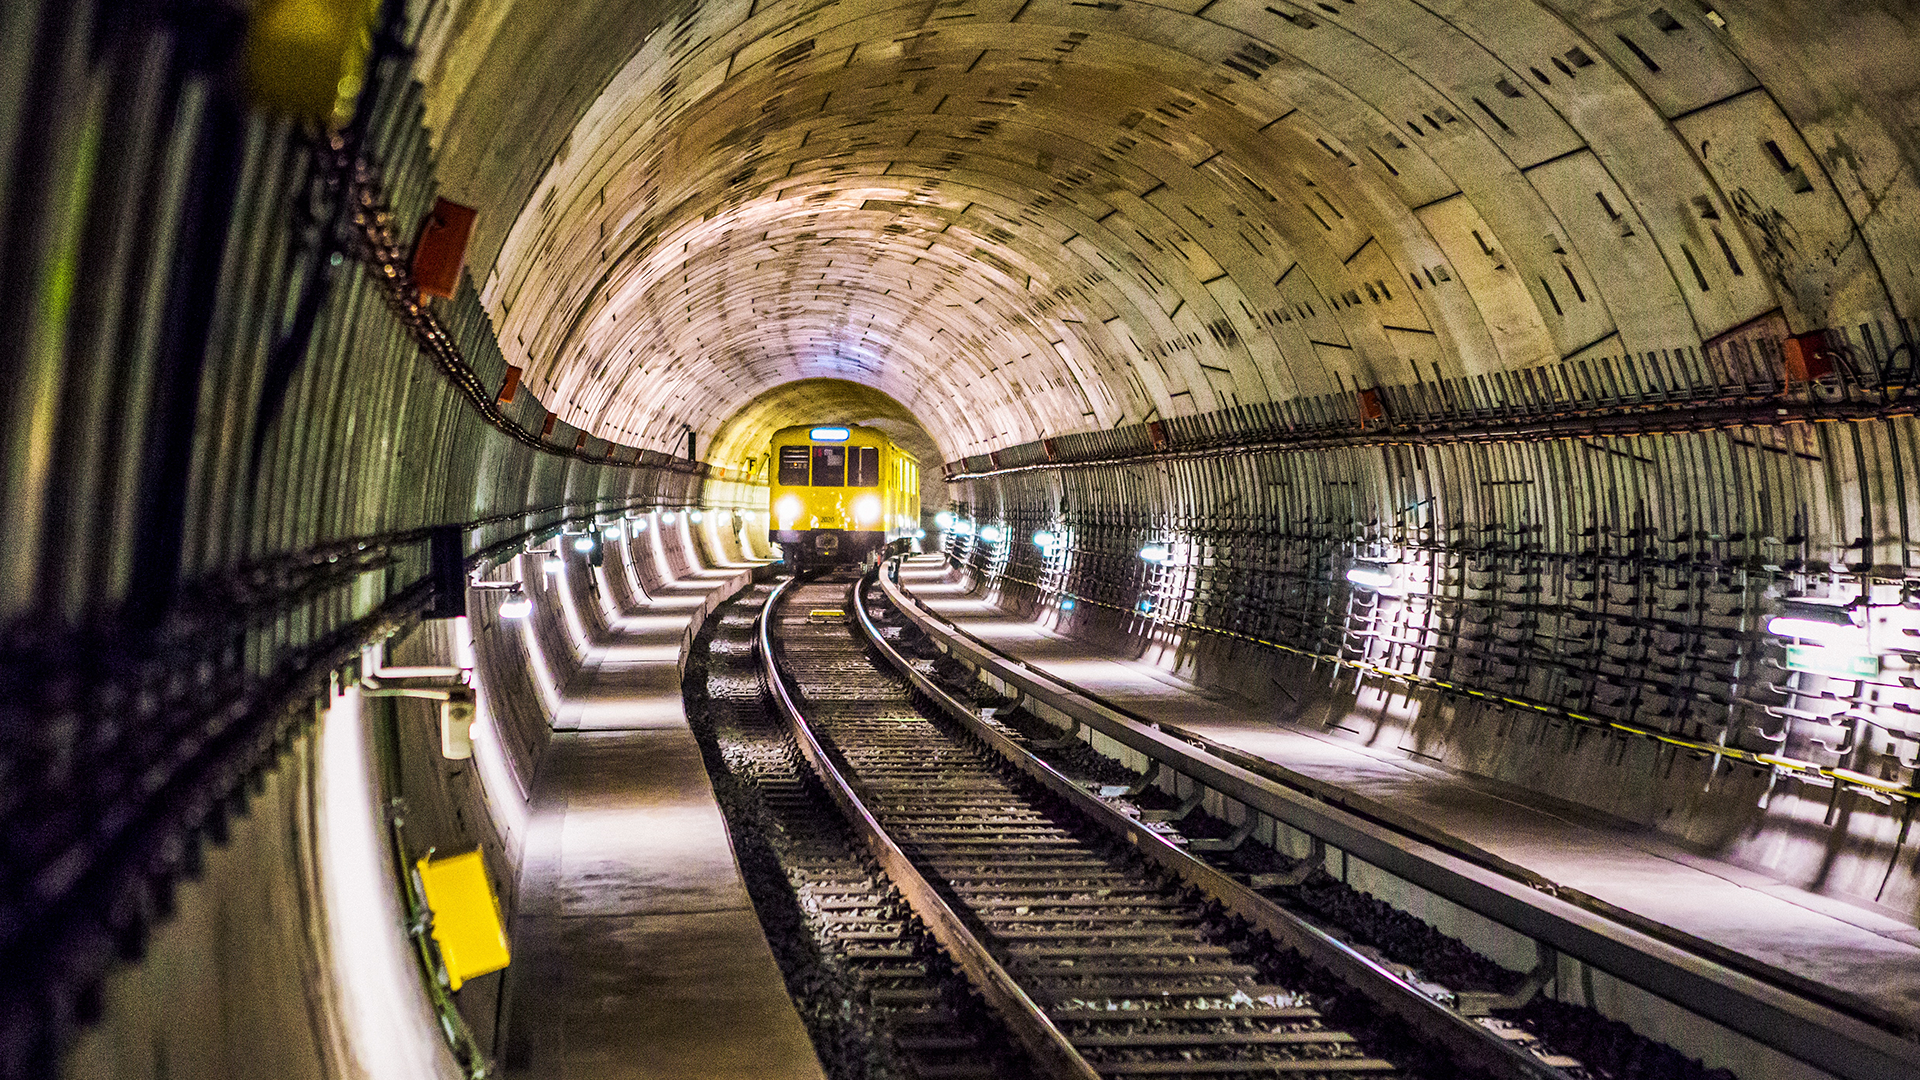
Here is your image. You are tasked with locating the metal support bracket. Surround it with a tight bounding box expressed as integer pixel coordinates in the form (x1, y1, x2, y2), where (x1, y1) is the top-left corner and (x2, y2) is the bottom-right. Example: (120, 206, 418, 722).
(1139, 789, 1203, 824)
(1098, 760, 1162, 799)
(1250, 835, 1328, 888)
(1029, 720, 1085, 750)
(1456, 946, 1560, 1016)
(1188, 817, 1256, 853)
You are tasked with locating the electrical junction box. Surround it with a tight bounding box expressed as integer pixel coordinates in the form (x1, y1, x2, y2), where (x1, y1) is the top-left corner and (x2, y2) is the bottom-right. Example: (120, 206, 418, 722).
(415, 850, 510, 990)
(412, 198, 478, 299)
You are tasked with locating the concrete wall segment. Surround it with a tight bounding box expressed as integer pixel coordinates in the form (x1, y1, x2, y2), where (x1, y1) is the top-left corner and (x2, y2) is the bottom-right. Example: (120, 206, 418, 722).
(0, 10, 726, 1069)
(58, 729, 343, 1080)
(944, 399, 1920, 922)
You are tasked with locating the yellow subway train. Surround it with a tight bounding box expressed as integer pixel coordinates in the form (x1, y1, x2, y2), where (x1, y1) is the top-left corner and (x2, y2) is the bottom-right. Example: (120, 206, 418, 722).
(768, 424, 920, 569)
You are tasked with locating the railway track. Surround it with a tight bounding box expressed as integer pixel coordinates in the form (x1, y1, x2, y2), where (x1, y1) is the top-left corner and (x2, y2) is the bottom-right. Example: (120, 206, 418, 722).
(688, 585, 1033, 1080)
(759, 569, 1572, 1080)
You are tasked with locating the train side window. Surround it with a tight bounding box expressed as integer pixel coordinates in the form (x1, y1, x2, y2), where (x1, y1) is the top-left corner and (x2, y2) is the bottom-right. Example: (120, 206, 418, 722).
(849, 446, 880, 487)
(778, 445, 810, 485)
(812, 445, 846, 486)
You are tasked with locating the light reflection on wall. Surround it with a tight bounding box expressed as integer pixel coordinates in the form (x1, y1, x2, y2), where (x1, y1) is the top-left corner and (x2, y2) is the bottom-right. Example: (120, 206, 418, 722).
(516, 566, 565, 718)
(553, 547, 593, 647)
(647, 510, 678, 586)
(318, 686, 462, 1079)
(1342, 546, 1436, 688)
(1037, 527, 1072, 623)
(455, 614, 532, 844)
(1139, 536, 1192, 624)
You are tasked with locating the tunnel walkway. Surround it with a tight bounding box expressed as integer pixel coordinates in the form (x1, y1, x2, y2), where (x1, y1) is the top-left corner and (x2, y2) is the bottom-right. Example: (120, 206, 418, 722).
(896, 559, 1920, 1033)
(495, 554, 824, 1080)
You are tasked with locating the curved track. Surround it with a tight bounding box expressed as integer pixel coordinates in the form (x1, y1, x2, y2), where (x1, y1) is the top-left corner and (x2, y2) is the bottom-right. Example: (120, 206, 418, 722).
(759, 569, 1570, 1080)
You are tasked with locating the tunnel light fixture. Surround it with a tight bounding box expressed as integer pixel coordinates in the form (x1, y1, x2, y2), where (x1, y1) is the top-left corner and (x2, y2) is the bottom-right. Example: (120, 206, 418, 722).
(913, 528, 927, 540)
(571, 535, 595, 553)
(661, 511, 678, 524)
(690, 510, 705, 523)
(498, 594, 533, 619)
(543, 555, 563, 576)
(1139, 544, 1172, 564)
(952, 519, 974, 536)
(809, 426, 851, 442)
(1345, 560, 1397, 591)
(603, 526, 621, 541)
(1767, 602, 1863, 647)
(934, 511, 954, 529)
(629, 518, 649, 536)
(1033, 530, 1060, 550)
(979, 525, 1004, 543)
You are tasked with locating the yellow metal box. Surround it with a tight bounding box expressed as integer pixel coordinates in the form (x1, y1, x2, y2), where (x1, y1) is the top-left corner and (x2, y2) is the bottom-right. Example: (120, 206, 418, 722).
(415, 850, 510, 990)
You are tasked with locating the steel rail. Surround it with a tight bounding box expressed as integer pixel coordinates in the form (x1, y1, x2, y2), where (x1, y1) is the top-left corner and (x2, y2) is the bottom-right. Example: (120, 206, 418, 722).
(852, 569, 1571, 1080)
(754, 576, 1102, 1080)
(875, 559, 1920, 1080)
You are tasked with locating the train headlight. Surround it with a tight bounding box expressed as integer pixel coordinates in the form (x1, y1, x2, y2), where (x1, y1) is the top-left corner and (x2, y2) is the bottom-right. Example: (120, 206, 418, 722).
(776, 494, 803, 526)
(854, 494, 881, 526)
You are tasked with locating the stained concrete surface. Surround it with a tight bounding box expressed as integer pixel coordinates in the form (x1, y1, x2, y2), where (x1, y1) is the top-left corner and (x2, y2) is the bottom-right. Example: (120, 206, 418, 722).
(499, 567, 824, 1080)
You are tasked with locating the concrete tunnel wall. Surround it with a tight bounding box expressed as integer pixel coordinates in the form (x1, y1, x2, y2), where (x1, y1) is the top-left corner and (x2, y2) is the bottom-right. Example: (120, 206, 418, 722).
(55, 511, 727, 1080)
(6, 0, 1920, 1077)
(940, 408, 1920, 924)
(0, 3, 738, 1074)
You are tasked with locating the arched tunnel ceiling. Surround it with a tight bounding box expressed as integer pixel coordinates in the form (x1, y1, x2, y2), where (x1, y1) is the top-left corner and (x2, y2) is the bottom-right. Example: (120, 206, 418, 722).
(416, 0, 1920, 464)
(707, 377, 948, 501)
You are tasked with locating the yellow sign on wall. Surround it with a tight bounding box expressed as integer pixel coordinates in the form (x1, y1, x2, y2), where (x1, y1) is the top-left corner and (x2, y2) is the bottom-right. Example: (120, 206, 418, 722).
(415, 850, 510, 991)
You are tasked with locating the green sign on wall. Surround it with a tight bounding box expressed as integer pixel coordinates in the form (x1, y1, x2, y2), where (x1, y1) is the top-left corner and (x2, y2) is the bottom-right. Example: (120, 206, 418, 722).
(1784, 645, 1881, 678)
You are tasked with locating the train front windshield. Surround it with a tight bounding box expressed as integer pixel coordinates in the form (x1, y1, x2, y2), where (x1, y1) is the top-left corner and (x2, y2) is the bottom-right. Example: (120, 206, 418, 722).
(778, 446, 809, 485)
(811, 445, 845, 486)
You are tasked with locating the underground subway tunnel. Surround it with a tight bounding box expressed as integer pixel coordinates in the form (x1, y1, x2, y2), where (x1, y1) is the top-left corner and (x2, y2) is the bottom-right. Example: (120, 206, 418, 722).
(5, 0, 1920, 1077)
